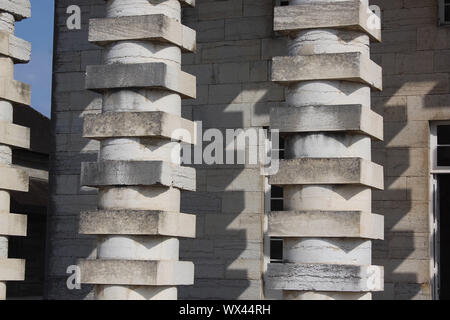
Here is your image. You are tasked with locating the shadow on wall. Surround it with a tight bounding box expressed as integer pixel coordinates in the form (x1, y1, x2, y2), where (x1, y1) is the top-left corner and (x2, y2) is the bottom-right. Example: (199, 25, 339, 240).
(368, 0, 447, 299)
(178, 0, 281, 300)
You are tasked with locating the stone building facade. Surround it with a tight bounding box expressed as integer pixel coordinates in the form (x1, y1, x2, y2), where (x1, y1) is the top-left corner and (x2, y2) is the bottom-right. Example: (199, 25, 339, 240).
(41, 0, 450, 300)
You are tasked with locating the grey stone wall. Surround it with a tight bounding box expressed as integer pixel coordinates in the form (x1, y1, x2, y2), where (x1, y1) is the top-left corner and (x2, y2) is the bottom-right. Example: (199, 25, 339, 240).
(370, 0, 445, 300)
(179, 0, 281, 299)
(46, 0, 104, 300)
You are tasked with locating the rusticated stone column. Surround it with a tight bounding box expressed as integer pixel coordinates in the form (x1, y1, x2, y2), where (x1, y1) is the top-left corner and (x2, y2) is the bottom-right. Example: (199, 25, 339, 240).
(0, 0, 31, 300)
(267, 0, 385, 300)
(79, 0, 197, 300)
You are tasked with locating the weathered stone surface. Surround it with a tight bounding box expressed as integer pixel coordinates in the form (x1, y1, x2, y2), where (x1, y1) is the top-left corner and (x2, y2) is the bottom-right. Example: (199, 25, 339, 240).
(0, 120, 30, 149)
(270, 105, 383, 140)
(0, 213, 27, 237)
(0, 31, 31, 63)
(83, 111, 195, 144)
(269, 158, 384, 190)
(79, 210, 195, 238)
(0, 0, 30, 20)
(0, 259, 25, 281)
(274, 1, 381, 42)
(81, 160, 196, 191)
(89, 14, 196, 52)
(0, 165, 29, 192)
(101, 0, 195, 6)
(85, 63, 196, 99)
(0, 78, 31, 105)
(272, 53, 382, 91)
(266, 263, 384, 292)
(180, 0, 195, 7)
(268, 211, 384, 240)
(79, 260, 194, 286)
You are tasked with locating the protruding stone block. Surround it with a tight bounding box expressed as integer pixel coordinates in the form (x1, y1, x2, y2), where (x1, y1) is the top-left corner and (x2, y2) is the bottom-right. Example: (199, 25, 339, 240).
(80, 210, 195, 238)
(81, 160, 196, 191)
(272, 53, 382, 91)
(102, 0, 195, 7)
(85, 63, 196, 99)
(0, 165, 29, 192)
(0, 120, 30, 149)
(0, 31, 31, 63)
(266, 263, 384, 292)
(0, 259, 25, 281)
(268, 211, 384, 240)
(269, 158, 384, 190)
(0, 213, 27, 237)
(270, 105, 383, 140)
(274, 1, 381, 42)
(180, 0, 195, 7)
(89, 14, 196, 52)
(83, 111, 195, 144)
(0, 78, 31, 105)
(0, 0, 31, 20)
(79, 260, 194, 286)
(284, 291, 372, 300)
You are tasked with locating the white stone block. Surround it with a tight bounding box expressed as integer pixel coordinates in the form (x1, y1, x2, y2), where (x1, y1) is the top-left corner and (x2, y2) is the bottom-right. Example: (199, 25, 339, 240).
(79, 210, 195, 238)
(89, 14, 196, 52)
(0, 31, 31, 63)
(0, 0, 31, 20)
(79, 260, 194, 286)
(0, 213, 27, 237)
(81, 160, 196, 191)
(269, 210, 384, 240)
(0, 78, 31, 106)
(270, 105, 383, 140)
(272, 52, 382, 91)
(269, 158, 384, 190)
(0, 164, 29, 192)
(85, 62, 196, 99)
(83, 111, 195, 144)
(274, 1, 381, 42)
(0, 120, 30, 149)
(0, 259, 25, 281)
(266, 263, 384, 292)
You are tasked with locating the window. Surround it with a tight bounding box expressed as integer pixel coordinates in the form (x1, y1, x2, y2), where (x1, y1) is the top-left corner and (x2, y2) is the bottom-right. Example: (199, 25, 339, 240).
(430, 121, 450, 300)
(269, 136, 285, 263)
(270, 238, 283, 263)
(431, 122, 450, 172)
(275, 0, 290, 6)
(439, 0, 450, 25)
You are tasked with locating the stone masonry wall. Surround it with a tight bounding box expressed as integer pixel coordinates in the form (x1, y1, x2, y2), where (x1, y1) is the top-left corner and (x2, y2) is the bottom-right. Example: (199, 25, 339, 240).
(370, 0, 449, 300)
(46, 0, 103, 299)
(178, 0, 282, 299)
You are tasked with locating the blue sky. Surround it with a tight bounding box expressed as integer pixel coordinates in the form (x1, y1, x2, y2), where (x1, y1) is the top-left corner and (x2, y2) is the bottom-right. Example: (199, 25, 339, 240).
(15, 0, 54, 118)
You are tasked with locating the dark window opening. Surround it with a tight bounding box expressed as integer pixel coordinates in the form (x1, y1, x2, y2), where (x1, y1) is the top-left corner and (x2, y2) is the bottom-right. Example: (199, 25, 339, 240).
(440, 0, 450, 25)
(437, 125, 450, 167)
(270, 238, 283, 263)
(438, 175, 450, 300)
(270, 186, 284, 212)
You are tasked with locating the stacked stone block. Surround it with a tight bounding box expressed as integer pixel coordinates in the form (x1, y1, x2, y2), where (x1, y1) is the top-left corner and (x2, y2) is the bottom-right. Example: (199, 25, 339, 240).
(266, 0, 385, 300)
(0, 0, 31, 300)
(78, 0, 197, 300)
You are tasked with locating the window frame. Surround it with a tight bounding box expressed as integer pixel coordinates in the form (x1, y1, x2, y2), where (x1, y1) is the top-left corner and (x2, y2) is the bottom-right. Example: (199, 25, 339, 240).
(439, 0, 450, 26)
(430, 121, 450, 173)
